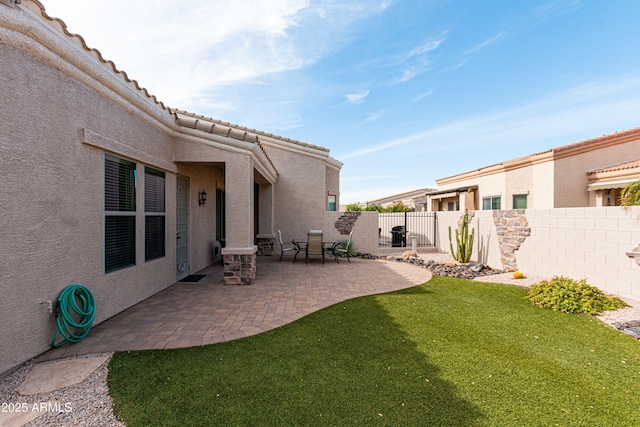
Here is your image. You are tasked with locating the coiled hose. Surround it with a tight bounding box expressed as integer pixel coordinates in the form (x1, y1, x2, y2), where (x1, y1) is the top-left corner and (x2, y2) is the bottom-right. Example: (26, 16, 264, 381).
(51, 284, 96, 348)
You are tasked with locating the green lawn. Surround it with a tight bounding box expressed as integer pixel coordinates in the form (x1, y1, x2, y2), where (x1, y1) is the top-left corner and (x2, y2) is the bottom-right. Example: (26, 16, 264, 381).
(108, 275, 640, 426)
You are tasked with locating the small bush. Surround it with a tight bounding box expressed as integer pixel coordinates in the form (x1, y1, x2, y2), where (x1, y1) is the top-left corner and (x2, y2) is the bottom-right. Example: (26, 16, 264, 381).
(526, 276, 628, 315)
(333, 239, 357, 257)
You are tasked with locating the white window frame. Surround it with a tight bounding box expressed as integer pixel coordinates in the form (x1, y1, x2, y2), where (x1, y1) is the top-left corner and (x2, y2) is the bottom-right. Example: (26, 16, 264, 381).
(482, 195, 501, 210)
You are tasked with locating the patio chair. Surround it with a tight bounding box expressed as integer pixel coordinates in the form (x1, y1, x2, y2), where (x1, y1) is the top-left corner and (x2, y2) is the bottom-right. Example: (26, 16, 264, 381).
(306, 232, 325, 264)
(333, 231, 354, 264)
(278, 230, 299, 262)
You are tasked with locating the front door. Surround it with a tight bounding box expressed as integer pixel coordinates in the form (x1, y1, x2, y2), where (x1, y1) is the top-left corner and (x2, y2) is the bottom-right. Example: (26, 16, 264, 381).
(176, 176, 189, 280)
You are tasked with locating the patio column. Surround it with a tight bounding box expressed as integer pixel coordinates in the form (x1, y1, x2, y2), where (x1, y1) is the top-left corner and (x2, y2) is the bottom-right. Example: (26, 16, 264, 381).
(256, 182, 275, 256)
(222, 156, 257, 284)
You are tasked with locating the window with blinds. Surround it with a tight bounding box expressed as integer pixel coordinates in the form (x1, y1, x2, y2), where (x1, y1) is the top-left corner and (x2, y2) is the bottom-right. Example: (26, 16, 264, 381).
(104, 154, 136, 273)
(144, 167, 166, 261)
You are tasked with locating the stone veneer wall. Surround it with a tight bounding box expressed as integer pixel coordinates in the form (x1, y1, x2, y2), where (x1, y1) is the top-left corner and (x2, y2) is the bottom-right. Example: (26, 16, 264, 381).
(334, 212, 361, 235)
(223, 253, 257, 285)
(256, 234, 275, 256)
(493, 210, 531, 271)
(434, 207, 640, 299)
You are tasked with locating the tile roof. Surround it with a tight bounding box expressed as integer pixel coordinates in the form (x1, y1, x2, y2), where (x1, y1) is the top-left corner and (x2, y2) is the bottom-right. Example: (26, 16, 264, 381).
(588, 159, 640, 175)
(172, 109, 330, 153)
(438, 126, 640, 185)
(25, 1, 331, 156)
(25, 0, 172, 114)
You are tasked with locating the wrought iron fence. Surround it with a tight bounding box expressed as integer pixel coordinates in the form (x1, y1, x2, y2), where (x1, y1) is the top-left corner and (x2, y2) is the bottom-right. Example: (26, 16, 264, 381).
(378, 212, 437, 247)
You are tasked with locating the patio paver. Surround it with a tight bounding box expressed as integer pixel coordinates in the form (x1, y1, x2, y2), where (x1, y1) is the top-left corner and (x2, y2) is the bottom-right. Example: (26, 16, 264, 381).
(34, 257, 431, 362)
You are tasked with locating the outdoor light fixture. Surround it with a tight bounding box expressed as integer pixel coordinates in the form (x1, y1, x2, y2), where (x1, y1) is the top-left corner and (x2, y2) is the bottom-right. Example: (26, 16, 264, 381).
(626, 243, 640, 266)
(199, 190, 207, 206)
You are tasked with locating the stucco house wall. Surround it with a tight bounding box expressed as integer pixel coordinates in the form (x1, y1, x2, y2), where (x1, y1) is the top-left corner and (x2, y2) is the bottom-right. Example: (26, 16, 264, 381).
(553, 136, 640, 207)
(433, 128, 640, 210)
(0, 36, 178, 373)
(262, 138, 339, 243)
(0, 2, 341, 375)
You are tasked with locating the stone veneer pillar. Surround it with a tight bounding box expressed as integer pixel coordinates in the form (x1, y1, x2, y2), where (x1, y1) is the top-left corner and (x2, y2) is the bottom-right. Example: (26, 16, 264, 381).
(222, 246, 257, 285)
(256, 234, 275, 256)
(493, 210, 531, 272)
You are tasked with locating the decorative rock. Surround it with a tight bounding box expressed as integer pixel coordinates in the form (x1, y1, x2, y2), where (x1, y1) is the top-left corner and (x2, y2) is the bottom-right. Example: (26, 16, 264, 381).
(402, 250, 418, 260)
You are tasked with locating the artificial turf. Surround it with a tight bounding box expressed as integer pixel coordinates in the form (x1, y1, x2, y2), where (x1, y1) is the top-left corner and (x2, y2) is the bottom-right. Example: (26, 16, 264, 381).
(108, 275, 640, 426)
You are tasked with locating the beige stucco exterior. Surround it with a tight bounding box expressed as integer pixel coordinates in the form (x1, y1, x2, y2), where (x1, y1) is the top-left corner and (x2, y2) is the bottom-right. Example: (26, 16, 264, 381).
(429, 128, 640, 211)
(0, 1, 341, 375)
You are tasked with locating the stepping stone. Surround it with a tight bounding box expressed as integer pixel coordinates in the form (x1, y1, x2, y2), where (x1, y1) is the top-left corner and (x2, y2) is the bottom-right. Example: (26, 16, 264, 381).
(16, 356, 109, 395)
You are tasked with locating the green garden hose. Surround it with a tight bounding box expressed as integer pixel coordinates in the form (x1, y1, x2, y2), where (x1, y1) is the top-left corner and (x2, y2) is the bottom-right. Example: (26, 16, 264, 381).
(51, 284, 96, 348)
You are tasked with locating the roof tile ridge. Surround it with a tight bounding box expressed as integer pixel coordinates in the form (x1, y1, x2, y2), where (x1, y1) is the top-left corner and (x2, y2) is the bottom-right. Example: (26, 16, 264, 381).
(553, 126, 640, 154)
(172, 109, 329, 152)
(588, 158, 640, 174)
(25, 0, 171, 114)
(256, 139, 277, 172)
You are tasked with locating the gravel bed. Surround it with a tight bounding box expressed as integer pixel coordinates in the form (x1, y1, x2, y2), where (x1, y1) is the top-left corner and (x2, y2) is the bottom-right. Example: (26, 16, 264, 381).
(0, 352, 123, 427)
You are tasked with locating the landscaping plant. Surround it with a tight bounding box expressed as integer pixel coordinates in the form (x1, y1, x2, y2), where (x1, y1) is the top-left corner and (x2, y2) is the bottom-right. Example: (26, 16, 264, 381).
(620, 179, 640, 206)
(448, 208, 475, 263)
(526, 276, 628, 315)
(333, 239, 357, 258)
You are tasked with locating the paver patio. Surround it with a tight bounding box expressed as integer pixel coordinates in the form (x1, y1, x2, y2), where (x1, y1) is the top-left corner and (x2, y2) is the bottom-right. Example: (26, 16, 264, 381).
(35, 256, 432, 362)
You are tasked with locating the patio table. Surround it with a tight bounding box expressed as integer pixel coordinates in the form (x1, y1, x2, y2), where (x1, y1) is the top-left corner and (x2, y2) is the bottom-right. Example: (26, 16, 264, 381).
(292, 240, 339, 262)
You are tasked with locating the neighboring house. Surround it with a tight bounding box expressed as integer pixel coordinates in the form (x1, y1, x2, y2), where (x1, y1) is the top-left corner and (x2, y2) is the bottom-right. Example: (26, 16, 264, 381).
(0, 1, 340, 374)
(587, 160, 640, 207)
(423, 127, 640, 211)
(365, 187, 436, 211)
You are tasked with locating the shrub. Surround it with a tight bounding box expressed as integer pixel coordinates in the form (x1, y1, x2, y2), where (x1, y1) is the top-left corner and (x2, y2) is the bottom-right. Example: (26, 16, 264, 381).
(526, 276, 628, 315)
(333, 239, 357, 257)
(363, 203, 384, 212)
(345, 202, 363, 211)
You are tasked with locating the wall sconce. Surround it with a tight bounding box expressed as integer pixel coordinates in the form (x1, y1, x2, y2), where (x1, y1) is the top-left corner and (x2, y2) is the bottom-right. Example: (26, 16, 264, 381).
(199, 190, 207, 206)
(626, 243, 640, 266)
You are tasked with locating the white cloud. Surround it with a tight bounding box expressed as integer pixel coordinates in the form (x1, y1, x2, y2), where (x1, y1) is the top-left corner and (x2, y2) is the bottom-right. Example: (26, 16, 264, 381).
(535, 0, 584, 19)
(392, 33, 447, 84)
(339, 75, 640, 160)
(407, 35, 447, 58)
(345, 89, 370, 104)
(465, 31, 506, 54)
(393, 68, 419, 84)
(42, 0, 390, 111)
(358, 110, 385, 125)
(413, 88, 435, 101)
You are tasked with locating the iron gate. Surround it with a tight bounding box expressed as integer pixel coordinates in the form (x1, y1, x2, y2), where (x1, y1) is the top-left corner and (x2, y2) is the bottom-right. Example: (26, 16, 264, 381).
(378, 212, 437, 247)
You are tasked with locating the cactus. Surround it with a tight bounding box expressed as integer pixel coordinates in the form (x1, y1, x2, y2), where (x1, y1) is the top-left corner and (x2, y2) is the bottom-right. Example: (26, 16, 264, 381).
(448, 209, 475, 263)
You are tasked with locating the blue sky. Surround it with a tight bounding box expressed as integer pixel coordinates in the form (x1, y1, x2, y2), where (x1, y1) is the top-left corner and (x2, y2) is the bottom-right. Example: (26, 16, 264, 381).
(44, 0, 640, 204)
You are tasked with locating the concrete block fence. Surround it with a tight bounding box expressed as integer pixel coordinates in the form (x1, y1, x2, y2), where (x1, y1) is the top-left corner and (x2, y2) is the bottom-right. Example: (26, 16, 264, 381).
(318, 207, 640, 299)
(435, 207, 640, 299)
